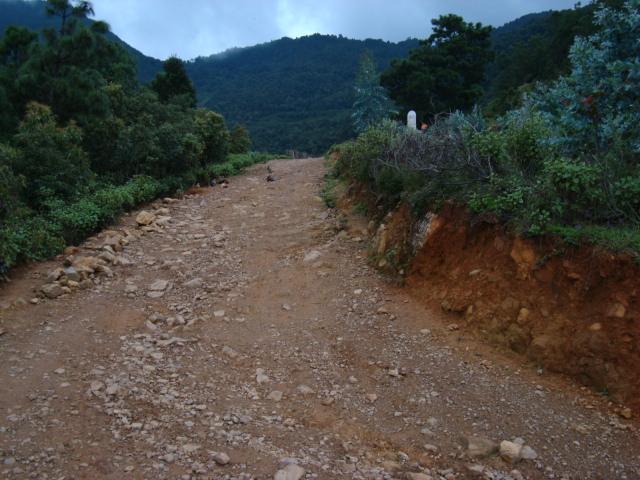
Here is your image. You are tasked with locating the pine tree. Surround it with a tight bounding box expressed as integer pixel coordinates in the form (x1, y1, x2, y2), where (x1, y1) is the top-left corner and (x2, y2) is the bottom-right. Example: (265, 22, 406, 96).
(351, 50, 396, 133)
(229, 124, 252, 154)
(151, 56, 197, 107)
(381, 15, 493, 119)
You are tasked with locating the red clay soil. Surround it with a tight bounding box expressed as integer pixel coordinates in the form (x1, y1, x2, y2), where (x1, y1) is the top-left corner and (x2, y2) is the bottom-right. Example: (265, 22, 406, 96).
(378, 203, 640, 410)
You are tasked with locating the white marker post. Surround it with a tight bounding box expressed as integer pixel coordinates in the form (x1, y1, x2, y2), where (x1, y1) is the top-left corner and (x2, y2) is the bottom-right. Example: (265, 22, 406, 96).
(407, 110, 417, 130)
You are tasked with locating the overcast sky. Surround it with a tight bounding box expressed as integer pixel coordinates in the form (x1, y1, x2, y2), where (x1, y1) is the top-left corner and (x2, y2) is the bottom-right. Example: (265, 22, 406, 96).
(91, 0, 580, 60)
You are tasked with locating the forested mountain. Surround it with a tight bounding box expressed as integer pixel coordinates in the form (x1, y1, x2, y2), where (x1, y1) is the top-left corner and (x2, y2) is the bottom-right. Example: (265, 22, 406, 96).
(482, 0, 624, 113)
(187, 35, 419, 154)
(0, 0, 162, 82)
(0, 0, 621, 152)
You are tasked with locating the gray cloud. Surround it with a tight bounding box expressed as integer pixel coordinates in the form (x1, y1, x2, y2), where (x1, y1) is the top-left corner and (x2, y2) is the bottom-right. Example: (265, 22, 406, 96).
(92, 0, 580, 60)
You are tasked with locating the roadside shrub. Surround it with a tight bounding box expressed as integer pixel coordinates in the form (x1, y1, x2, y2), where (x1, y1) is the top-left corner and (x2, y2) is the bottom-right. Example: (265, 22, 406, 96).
(195, 109, 230, 165)
(11, 103, 93, 208)
(0, 215, 65, 267)
(229, 124, 252, 154)
(613, 176, 640, 220)
(335, 120, 398, 182)
(0, 144, 24, 221)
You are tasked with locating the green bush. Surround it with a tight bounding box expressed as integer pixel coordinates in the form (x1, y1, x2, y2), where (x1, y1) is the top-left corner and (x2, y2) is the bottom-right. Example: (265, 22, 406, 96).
(335, 120, 397, 182)
(543, 158, 603, 213)
(195, 109, 230, 165)
(12, 103, 93, 208)
(0, 215, 65, 267)
(229, 125, 252, 154)
(614, 176, 640, 216)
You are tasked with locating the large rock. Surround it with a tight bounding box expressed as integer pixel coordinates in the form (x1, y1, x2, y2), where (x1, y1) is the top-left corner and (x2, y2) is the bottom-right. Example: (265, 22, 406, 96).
(149, 279, 169, 291)
(102, 235, 123, 252)
(212, 452, 230, 465)
(465, 436, 498, 458)
(510, 237, 537, 280)
(135, 210, 156, 226)
(274, 464, 305, 480)
(184, 278, 203, 288)
(499, 440, 522, 463)
(41, 283, 63, 299)
(303, 250, 321, 263)
(520, 445, 538, 460)
(72, 256, 102, 274)
(47, 268, 64, 282)
(63, 267, 81, 282)
(406, 474, 433, 480)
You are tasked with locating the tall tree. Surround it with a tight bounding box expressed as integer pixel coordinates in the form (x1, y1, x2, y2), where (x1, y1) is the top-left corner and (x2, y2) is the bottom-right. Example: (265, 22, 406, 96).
(229, 124, 252, 154)
(151, 56, 197, 107)
(45, 0, 94, 36)
(351, 50, 396, 133)
(381, 14, 493, 119)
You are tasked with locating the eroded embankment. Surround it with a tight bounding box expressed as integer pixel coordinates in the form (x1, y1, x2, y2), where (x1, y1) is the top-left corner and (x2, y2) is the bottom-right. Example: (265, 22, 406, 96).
(362, 198, 640, 410)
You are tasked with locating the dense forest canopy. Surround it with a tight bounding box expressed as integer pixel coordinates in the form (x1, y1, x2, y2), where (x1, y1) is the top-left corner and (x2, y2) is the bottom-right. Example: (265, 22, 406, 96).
(187, 35, 420, 154)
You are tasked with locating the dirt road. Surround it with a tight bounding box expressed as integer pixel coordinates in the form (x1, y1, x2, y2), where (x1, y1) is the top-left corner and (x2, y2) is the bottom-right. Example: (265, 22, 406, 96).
(0, 158, 639, 480)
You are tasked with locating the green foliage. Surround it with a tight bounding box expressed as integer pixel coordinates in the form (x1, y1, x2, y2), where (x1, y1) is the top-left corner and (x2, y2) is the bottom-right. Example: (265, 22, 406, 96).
(188, 34, 419, 154)
(11, 102, 93, 208)
(332, 0, 640, 255)
(335, 120, 398, 183)
(194, 109, 230, 164)
(613, 176, 640, 216)
(483, 0, 625, 115)
(544, 158, 602, 206)
(320, 175, 338, 208)
(229, 124, 251, 154)
(0, 1, 255, 274)
(522, 0, 640, 160)
(352, 50, 396, 133)
(381, 14, 493, 121)
(151, 56, 197, 107)
(0, 214, 66, 267)
(0, 144, 24, 221)
(352, 202, 368, 216)
(203, 152, 275, 179)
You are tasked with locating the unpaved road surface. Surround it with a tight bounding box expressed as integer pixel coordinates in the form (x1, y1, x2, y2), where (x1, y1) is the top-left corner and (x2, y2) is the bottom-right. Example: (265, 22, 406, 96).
(0, 158, 639, 480)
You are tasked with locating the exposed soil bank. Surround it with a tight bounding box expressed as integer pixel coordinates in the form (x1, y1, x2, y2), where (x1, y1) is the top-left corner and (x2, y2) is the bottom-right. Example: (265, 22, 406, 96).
(365, 200, 640, 410)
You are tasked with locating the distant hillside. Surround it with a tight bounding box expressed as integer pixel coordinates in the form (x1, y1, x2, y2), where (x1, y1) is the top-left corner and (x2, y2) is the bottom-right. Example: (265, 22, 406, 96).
(186, 35, 419, 154)
(0, 0, 162, 82)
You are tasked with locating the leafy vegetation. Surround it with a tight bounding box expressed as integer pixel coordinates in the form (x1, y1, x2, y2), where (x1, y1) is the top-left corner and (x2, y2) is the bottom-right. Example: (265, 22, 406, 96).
(334, 0, 640, 254)
(482, 0, 625, 114)
(351, 50, 396, 133)
(0, 0, 269, 273)
(381, 14, 494, 122)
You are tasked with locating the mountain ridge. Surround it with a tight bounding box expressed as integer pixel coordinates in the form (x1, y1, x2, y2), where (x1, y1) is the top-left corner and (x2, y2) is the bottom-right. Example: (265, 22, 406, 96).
(0, 0, 587, 152)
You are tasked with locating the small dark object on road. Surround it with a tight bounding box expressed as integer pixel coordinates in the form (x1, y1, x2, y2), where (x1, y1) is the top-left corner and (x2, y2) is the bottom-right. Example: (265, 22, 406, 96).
(210, 178, 217, 187)
(266, 174, 276, 182)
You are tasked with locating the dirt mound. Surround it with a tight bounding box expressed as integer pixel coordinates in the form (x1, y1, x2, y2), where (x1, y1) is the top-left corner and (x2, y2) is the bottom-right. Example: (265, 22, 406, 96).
(371, 203, 640, 409)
